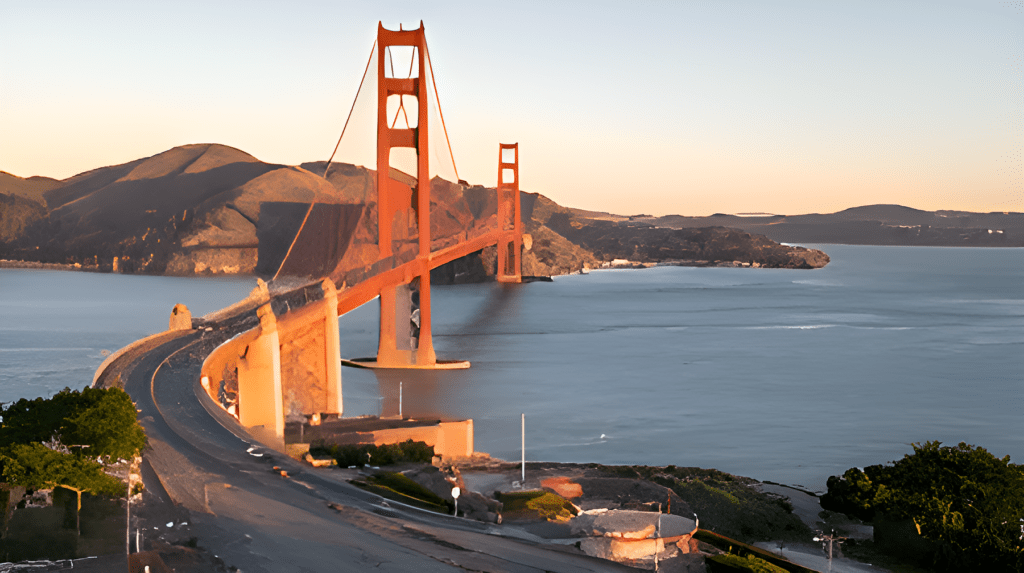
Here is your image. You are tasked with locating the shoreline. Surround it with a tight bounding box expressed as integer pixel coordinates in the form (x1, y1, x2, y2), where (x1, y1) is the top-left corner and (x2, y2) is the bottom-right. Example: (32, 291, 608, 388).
(0, 259, 103, 272)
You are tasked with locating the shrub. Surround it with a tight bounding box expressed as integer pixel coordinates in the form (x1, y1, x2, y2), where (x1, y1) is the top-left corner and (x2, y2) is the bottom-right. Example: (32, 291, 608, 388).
(497, 490, 577, 521)
(310, 440, 434, 467)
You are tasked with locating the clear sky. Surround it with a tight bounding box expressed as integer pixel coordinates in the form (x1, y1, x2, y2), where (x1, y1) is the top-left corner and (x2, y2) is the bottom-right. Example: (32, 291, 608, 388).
(1, 1, 1021, 216)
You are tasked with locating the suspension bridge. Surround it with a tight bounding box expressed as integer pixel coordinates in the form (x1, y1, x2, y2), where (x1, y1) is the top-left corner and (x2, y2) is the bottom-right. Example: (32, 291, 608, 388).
(193, 22, 523, 447)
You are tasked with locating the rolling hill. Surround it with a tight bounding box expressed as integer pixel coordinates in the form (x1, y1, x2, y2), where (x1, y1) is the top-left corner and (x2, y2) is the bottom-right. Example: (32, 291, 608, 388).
(1, 144, 833, 280)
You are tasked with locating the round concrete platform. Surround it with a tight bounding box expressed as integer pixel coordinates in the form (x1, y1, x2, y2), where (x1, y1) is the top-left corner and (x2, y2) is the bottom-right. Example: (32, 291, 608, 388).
(341, 357, 471, 370)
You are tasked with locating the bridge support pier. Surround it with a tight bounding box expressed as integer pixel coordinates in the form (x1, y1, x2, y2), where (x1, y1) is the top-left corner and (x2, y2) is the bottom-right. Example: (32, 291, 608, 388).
(322, 279, 344, 416)
(236, 303, 285, 446)
(205, 280, 344, 449)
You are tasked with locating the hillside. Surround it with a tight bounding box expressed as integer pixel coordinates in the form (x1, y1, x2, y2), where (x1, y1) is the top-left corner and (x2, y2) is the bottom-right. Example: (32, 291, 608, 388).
(0, 170, 61, 207)
(645, 205, 1024, 247)
(3, 144, 343, 274)
(0, 144, 831, 281)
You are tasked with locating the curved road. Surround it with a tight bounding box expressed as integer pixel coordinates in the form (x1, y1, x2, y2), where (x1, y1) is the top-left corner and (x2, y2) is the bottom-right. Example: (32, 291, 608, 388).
(122, 330, 634, 572)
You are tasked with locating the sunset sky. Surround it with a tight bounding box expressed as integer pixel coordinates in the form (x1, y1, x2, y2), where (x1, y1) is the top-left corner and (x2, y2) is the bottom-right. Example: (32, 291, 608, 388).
(2, 1, 1021, 216)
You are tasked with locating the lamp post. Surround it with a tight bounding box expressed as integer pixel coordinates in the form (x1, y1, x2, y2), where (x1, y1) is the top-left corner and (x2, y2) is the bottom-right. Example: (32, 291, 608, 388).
(654, 506, 662, 571)
(125, 457, 133, 555)
(521, 413, 525, 486)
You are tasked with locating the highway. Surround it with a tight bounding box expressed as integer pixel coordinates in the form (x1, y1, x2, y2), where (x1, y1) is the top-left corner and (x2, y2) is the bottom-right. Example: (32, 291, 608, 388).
(121, 329, 636, 572)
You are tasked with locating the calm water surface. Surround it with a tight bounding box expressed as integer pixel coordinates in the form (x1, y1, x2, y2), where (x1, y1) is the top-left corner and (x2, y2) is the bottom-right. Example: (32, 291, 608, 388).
(2, 245, 1021, 491)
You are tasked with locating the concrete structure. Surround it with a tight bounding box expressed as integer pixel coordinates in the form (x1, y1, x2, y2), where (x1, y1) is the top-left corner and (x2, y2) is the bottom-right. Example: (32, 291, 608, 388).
(168, 303, 191, 331)
(300, 419, 474, 461)
(571, 511, 698, 564)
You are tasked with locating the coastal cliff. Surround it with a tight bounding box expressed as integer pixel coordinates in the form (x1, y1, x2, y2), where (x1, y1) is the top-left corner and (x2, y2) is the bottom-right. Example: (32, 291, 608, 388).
(0, 144, 828, 280)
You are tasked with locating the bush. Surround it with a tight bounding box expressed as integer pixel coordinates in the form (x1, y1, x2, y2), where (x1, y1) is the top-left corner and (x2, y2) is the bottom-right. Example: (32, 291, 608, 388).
(497, 490, 577, 521)
(310, 440, 434, 467)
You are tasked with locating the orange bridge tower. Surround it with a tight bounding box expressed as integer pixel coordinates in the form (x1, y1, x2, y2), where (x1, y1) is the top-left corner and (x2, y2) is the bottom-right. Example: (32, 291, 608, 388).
(496, 143, 522, 284)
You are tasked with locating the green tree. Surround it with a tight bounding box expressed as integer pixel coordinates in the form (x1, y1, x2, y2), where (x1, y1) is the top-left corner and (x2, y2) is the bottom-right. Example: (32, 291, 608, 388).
(0, 442, 125, 529)
(0, 386, 145, 462)
(823, 441, 1024, 571)
(62, 388, 145, 462)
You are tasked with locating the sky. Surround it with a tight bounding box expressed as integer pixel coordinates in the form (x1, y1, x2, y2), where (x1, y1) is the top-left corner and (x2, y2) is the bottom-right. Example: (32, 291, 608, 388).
(1, 1, 1022, 216)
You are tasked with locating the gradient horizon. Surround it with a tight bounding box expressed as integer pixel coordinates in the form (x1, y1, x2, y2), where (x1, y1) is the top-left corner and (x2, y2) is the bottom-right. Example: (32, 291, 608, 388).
(2, 1, 1021, 216)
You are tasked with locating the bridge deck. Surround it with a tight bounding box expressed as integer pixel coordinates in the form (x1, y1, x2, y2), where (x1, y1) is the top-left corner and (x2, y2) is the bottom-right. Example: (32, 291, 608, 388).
(335, 228, 505, 316)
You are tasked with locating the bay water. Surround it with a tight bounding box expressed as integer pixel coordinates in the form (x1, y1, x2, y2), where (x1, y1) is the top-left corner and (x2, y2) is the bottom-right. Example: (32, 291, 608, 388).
(2, 245, 1021, 491)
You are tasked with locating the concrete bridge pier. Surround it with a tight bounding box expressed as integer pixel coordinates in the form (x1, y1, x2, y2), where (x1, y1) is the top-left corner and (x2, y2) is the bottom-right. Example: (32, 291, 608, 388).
(376, 272, 438, 368)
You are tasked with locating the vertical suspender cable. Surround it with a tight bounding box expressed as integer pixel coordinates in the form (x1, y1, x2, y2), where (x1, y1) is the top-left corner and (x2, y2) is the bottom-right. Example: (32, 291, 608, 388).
(324, 39, 377, 179)
(424, 40, 461, 184)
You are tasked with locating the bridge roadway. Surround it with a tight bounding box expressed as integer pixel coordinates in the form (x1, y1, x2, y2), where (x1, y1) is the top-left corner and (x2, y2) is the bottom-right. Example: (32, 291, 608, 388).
(123, 329, 634, 572)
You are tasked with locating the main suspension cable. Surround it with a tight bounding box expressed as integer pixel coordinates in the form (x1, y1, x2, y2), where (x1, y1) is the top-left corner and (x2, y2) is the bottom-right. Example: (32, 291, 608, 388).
(424, 39, 462, 184)
(323, 39, 377, 179)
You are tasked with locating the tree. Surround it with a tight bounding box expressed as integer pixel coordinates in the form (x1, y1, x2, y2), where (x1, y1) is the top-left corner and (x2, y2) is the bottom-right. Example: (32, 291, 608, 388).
(0, 442, 125, 532)
(0, 386, 145, 462)
(62, 388, 145, 462)
(822, 441, 1024, 571)
(0, 386, 146, 534)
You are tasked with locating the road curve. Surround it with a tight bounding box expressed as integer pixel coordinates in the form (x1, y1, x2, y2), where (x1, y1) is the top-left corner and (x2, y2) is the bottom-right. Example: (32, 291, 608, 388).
(120, 328, 634, 572)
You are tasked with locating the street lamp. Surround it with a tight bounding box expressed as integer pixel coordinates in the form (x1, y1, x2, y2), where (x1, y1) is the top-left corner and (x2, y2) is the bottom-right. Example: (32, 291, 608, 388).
(813, 529, 846, 565)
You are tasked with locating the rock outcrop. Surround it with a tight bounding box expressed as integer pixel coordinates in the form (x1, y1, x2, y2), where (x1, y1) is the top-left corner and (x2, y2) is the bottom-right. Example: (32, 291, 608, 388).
(551, 219, 830, 269)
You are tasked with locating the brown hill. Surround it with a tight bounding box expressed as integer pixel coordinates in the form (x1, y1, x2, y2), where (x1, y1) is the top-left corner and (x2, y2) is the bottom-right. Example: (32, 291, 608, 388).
(0, 171, 61, 207)
(0, 171, 58, 242)
(1, 144, 830, 280)
(5, 144, 344, 273)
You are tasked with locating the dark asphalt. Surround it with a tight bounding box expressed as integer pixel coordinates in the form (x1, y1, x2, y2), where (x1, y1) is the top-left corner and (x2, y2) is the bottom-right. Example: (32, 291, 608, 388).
(123, 331, 637, 572)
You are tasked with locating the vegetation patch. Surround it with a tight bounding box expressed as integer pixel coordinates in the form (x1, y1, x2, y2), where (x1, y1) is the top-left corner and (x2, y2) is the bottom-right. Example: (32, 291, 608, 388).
(310, 439, 433, 467)
(822, 441, 1024, 571)
(597, 465, 808, 542)
(351, 472, 451, 513)
(497, 490, 578, 521)
(694, 530, 816, 573)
